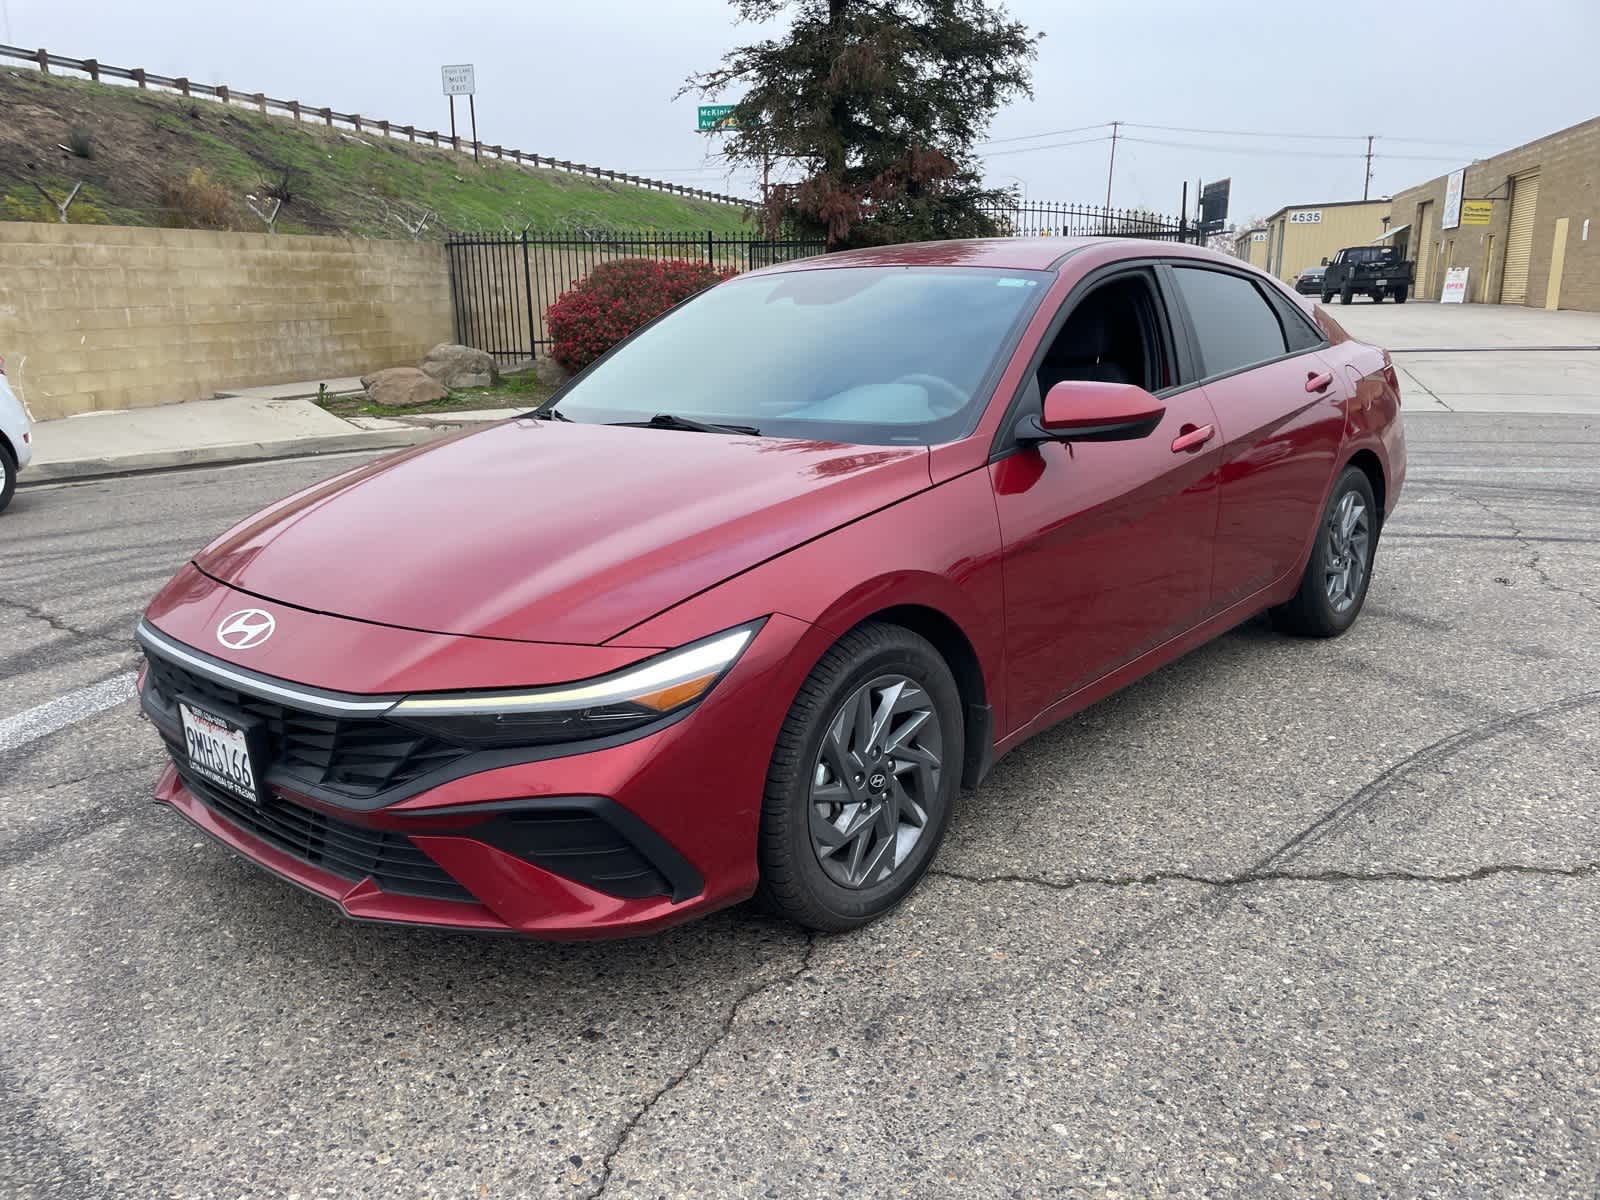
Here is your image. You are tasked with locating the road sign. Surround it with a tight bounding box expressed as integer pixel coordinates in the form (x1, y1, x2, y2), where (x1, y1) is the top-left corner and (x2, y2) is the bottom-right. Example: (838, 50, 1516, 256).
(1200, 178, 1230, 235)
(698, 104, 738, 131)
(441, 64, 475, 96)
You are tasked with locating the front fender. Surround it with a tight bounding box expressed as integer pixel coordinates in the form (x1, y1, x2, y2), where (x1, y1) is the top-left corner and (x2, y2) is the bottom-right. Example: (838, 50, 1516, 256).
(610, 467, 1009, 734)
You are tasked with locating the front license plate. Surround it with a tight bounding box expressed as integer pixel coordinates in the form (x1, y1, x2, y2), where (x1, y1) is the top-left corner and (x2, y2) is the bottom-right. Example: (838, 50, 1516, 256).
(180, 701, 261, 804)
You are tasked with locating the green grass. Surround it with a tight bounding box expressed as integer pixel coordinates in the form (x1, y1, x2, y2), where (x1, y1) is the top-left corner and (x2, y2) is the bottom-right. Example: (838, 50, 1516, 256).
(0, 67, 753, 238)
(317, 370, 557, 419)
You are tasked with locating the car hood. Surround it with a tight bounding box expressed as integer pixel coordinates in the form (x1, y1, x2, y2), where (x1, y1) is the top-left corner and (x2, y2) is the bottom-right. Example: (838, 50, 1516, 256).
(194, 418, 931, 645)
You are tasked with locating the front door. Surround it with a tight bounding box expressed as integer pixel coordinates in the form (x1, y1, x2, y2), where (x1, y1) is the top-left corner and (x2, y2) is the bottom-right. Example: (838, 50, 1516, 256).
(989, 268, 1222, 732)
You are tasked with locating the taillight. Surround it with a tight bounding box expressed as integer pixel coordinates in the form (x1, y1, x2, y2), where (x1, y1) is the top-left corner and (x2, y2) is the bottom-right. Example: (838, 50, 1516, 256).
(0, 354, 6, 376)
(1381, 352, 1400, 405)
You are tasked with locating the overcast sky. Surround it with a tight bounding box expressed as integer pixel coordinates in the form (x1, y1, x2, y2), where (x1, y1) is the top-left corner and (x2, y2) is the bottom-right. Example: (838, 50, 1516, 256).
(6, 0, 1597, 224)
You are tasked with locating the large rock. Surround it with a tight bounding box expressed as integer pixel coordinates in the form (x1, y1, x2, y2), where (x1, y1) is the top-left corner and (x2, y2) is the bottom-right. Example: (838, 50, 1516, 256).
(418, 342, 499, 389)
(360, 367, 449, 408)
(533, 357, 572, 387)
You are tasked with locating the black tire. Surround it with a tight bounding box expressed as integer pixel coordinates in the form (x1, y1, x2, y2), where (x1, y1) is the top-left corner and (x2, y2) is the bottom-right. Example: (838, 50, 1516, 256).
(0, 443, 15, 514)
(1320, 291, 1334, 305)
(1271, 466, 1379, 638)
(1394, 286, 1409, 304)
(757, 621, 963, 933)
(1370, 290, 1385, 303)
(1339, 286, 1355, 305)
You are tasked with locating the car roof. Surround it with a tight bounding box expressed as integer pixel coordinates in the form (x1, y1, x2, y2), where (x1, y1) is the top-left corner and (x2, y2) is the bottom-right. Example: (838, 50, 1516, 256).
(759, 237, 1245, 275)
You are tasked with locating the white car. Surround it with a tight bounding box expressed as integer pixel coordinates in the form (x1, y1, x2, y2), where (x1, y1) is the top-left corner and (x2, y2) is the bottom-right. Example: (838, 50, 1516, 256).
(0, 354, 34, 512)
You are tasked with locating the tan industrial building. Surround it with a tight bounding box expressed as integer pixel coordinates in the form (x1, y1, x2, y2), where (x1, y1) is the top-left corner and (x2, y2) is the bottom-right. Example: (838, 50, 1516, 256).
(1232, 226, 1269, 269)
(1388, 115, 1600, 308)
(1259, 199, 1393, 285)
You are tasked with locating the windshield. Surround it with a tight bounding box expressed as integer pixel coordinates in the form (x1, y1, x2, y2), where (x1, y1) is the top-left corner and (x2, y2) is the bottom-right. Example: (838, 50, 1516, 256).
(550, 265, 1049, 445)
(1342, 247, 1397, 264)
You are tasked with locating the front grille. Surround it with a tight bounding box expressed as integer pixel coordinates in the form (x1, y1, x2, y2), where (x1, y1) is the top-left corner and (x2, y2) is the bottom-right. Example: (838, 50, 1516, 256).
(173, 760, 476, 904)
(144, 652, 467, 800)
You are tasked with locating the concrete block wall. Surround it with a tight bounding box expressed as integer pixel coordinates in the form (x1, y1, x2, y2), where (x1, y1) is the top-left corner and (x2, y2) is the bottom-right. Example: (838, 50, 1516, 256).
(0, 223, 453, 420)
(1389, 116, 1600, 309)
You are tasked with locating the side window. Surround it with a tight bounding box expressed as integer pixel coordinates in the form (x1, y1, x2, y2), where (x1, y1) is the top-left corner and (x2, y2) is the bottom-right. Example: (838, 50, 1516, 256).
(1265, 289, 1326, 353)
(1170, 267, 1289, 378)
(1035, 272, 1172, 398)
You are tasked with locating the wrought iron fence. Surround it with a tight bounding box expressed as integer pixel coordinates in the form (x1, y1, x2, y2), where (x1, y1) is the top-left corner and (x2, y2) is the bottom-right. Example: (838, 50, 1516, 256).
(982, 200, 1199, 242)
(445, 230, 826, 361)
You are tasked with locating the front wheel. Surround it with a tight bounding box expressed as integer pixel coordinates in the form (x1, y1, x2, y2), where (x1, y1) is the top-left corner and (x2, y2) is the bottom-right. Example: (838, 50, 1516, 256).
(1340, 286, 1355, 305)
(1320, 291, 1334, 305)
(0, 443, 15, 513)
(757, 622, 963, 932)
(1271, 466, 1379, 638)
(1394, 286, 1409, 304)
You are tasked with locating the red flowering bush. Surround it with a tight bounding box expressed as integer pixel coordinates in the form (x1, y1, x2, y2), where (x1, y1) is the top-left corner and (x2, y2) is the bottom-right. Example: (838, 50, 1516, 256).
(546, 258, 735, 371)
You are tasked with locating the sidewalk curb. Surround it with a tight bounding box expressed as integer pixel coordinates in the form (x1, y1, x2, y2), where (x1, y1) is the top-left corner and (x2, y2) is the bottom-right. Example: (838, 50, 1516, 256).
(21, 427, 444, 486)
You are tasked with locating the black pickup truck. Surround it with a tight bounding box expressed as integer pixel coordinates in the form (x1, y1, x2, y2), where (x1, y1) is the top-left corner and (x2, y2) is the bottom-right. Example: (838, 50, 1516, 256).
(1319, 245, 1415, 304)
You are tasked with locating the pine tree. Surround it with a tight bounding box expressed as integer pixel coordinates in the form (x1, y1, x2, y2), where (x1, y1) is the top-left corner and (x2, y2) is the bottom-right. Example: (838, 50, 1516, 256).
(689, 0, 1039, 246)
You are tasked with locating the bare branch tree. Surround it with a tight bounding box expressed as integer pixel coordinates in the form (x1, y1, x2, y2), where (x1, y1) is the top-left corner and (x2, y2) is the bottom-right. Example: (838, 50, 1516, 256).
(244, 193, 283, 232)
(386, 204, 436, 240)
(31, 180, 84, 223)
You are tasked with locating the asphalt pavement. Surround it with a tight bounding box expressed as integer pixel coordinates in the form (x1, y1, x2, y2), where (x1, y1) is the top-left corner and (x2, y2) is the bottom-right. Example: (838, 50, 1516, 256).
(3, 411, 1599, 1199)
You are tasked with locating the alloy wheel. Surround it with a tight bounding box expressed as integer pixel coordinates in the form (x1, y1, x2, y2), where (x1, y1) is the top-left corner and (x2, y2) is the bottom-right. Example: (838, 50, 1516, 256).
(808, 673, 944, 889)
(1324, 489, 1371, 613)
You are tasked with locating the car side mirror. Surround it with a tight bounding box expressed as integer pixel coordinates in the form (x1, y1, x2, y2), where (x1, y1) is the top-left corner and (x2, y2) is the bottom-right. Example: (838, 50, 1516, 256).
(1015, 380, 1166, 444)
(1321, 257, 1330, 266)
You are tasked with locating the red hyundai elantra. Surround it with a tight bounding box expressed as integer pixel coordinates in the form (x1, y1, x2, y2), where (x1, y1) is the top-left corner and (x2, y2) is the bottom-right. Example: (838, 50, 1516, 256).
(138, 238, 1404, 938)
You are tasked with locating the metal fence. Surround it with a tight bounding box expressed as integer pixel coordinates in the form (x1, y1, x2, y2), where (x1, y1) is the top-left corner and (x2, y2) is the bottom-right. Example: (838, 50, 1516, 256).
(982, 200, 1200, 242)
(446, 230, 827, 361)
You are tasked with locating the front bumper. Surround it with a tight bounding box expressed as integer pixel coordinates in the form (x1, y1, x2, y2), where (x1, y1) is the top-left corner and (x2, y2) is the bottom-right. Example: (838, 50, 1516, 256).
(137, 598, 811, 938)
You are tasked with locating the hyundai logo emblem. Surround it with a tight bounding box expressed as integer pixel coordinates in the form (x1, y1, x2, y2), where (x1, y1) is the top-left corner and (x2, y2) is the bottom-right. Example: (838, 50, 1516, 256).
(216, 608, 276, 650)
(868, 771, 888, 792)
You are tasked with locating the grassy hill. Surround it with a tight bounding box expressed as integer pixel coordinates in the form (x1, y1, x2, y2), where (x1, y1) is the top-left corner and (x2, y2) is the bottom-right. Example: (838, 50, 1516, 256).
(0, 67, 753, 238)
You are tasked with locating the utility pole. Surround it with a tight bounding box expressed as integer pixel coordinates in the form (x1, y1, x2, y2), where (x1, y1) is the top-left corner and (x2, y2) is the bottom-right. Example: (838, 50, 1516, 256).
(469, 93, 480, 164)
(1363, 135, 1374, 201)
(1104, 120, 1120, 209)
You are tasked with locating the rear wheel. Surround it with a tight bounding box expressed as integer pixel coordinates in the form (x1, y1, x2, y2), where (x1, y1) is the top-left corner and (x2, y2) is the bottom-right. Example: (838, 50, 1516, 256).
(0, 443, 15, 513)
(1271, 466, 1378, 638)
(757, 622, 963, 932)
(1340, 286, 1355, 305)
(1320, 291, 1334, 305)
(1394, 286, 1409, 304)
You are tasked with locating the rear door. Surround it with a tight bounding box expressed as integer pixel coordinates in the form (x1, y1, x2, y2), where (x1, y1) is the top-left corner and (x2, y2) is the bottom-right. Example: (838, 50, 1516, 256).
(1164, 264, 1347, 611)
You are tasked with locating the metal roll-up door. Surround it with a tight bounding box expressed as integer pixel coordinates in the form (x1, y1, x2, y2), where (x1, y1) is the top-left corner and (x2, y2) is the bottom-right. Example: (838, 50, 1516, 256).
(1414, 203, 1433, 299)
(1500, 171, 1540, 305)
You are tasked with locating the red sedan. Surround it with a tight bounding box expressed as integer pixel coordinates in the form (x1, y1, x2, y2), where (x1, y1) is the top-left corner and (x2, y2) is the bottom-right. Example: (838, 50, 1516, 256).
(137, 238, 1405, 938)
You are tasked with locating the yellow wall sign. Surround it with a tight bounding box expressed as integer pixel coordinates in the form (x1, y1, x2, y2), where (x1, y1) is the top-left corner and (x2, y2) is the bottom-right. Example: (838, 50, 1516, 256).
(1461, 200, 1494, 225)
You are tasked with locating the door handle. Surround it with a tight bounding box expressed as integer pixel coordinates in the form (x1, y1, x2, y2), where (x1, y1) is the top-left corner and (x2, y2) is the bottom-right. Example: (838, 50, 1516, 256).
(1306, 371, 1334, 393)
(1171, 423, 1215, 453)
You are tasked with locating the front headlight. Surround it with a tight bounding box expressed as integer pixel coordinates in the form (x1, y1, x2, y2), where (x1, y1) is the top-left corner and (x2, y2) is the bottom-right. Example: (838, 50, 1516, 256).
(384, 622, 762, 747)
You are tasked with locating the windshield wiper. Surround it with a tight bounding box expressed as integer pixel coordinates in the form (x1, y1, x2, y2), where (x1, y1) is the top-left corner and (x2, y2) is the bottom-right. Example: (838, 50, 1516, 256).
(530, 406, 573, 422)
(620, 412, 761, 437)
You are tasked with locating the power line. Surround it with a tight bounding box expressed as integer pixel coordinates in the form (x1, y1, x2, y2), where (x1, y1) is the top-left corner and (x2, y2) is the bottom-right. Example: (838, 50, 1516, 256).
(978, 134, 1111, 159)
(1119, 135, 1363, 159)
(1124, 120, 1366, 142)
(978, 121, 1111, 146)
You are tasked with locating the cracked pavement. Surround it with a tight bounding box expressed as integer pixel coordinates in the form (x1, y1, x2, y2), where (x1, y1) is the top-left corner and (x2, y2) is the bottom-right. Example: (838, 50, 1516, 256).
(3, 408, 1599, 1199)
